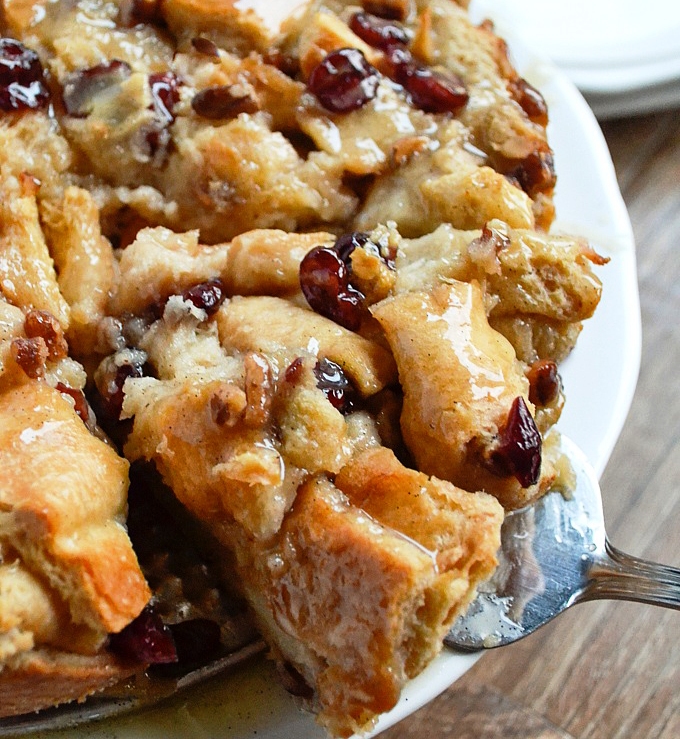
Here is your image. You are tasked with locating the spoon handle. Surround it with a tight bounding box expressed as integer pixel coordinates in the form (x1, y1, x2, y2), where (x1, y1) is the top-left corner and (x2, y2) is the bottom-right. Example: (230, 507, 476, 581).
(580, 539, 680, 609)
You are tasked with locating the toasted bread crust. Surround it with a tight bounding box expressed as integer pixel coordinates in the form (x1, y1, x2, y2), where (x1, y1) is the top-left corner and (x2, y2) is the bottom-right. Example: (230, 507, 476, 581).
(0, 648, 136, 719)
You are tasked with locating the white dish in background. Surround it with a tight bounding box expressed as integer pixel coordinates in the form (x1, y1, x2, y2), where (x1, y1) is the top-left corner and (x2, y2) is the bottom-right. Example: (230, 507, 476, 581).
(22, 10, 641, 739)
(470, 0, 680, 117)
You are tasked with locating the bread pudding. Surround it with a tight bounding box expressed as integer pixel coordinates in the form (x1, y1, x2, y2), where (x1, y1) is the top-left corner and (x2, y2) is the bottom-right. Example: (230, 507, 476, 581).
(0, 0, 605, 736)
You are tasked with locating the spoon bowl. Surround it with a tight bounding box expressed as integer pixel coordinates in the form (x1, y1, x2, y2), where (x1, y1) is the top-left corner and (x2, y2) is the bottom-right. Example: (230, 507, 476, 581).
(445, 435, 680, 651)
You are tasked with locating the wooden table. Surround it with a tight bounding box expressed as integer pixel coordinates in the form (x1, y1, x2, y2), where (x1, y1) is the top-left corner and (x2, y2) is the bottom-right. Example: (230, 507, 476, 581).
(382, 111, 680, 739)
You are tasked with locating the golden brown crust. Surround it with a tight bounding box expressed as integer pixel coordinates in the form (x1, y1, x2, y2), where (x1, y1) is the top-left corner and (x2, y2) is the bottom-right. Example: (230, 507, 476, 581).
(0, 648, 137, 719)
(372, 280, 553, 509)
(0, 381, 150, 636)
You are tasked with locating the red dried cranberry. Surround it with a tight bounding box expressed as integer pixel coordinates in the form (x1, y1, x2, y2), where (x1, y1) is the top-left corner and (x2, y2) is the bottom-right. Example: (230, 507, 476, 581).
(0, 38, 51, 112)
(389, 48, 468, 114)
(62, 60, 131, 117)
(509, 149, 556, 196)
(191, 85, 258, 119)
(149, 71, 181, 124)
(55, 382, 91, 424)
(307, 48, 380, 113)
(510, 77, 548, 127)
(527, 360, 561, 407)
(489, 396, 542, 488)
(145, 71, 182, 155)
(180, 277, 226, 316)
(168, 618, 222, 666)
(109, 606, 178, 664)
(299, 246, 365, 331)
(349, 11, 410, 50)
(314, 357, 357, 414)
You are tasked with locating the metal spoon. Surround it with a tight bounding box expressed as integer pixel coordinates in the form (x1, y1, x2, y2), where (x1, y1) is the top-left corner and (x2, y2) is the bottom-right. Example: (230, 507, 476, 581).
(445, 435, 680, 651)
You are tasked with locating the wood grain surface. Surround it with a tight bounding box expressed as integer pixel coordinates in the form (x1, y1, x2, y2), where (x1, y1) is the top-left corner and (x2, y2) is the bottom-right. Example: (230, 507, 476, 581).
(382, 111, 680, 739)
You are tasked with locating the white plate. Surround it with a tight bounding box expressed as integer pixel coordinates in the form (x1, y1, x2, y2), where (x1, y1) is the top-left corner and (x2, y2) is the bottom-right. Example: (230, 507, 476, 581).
(470, 0, 680, 94)
(25, 9, 641, 739)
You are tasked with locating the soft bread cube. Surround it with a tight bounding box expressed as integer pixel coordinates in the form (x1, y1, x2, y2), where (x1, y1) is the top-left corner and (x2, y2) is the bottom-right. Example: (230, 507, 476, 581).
(0, 381, 150, 637)
(124, 375, 301, 541)
(0, 299, 25, 386)
(356, 125, 535, 236)
(216, 295, 397, 396)
(245, 474, 497, 737)
(0, 648, 138, 719)
(111, 227, 334, 315)
(373, 280, 552, 508)
(40, 187, 117, 355)
(0, 172, 70, 329)
(395, 221, 603, 362)
(159, 0, 272, 54)
(334, 446, 503, 672)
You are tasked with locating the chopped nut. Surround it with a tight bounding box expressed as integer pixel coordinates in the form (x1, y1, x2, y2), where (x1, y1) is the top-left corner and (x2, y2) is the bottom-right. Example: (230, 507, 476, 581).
(391, 136, 430, 166)
(210, 383, 247, 427)
(244, 352, 273, 428)
(24, 310, 69, 360)
(11, 337, 48, 378)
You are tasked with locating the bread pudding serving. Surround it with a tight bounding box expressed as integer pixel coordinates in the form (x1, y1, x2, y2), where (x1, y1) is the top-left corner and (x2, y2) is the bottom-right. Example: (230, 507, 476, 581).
(0, 0, 605, 736)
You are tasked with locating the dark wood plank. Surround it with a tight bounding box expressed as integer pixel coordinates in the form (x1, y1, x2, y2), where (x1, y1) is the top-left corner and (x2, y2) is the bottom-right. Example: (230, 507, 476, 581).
(381, 681, 575, 739)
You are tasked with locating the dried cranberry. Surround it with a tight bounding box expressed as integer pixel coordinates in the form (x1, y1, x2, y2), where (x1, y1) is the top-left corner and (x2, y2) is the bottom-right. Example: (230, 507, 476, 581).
(0, 38, 51, 112)
(510, 77, 548, 127)
(145, 71, 182, 156)
(489, 396, 542, 488)
(307, 48, 380, 113)
(180, 277, 226, 316)
(191, 37, 220, 58)
(349, 11, 410, 50)
(314, 358, 357, 414)
(55, 382, 91, 424)
(168, 618, 222, 666)
(389, 48, 468, 114)
(527, 359, 561, 407)
(191, 85, 258, 119)
(109, 606, 178, 664)
(509, 149, 556, 196)
(299, 246, 365, 331)
(149, 71, 181, 124)
(62, 60, 131, 117)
